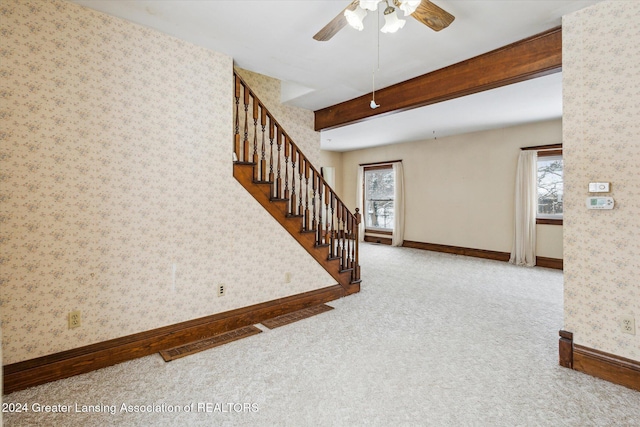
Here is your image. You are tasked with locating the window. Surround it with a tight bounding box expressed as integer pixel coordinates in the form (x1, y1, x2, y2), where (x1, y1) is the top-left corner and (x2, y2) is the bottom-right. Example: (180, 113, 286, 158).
(364, 166, 394, 231)
(537, 152, 563, 223)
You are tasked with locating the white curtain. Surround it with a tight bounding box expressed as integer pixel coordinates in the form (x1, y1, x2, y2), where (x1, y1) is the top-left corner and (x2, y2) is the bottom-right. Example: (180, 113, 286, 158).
(510, 151, 537, 266)
(392, 162, 405, 246)
(356, 166, 365, 242)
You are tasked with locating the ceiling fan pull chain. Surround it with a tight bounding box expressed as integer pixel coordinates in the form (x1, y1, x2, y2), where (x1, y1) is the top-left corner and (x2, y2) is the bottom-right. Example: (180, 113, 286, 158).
(370, 6, 381, 109)
(371, 12, 378, 108)
(377, 4, 380, 70)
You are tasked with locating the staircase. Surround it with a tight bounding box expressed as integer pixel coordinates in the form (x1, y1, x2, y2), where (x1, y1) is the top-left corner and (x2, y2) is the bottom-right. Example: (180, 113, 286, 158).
(232, 71, 361, 295)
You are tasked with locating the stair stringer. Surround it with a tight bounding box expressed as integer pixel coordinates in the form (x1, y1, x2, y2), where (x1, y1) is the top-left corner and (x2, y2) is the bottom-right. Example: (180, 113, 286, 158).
(233, 163, 360, 295)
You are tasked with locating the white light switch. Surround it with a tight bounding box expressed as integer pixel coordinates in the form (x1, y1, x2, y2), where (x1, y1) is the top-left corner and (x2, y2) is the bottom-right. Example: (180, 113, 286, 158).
(588, 182, 610, 192)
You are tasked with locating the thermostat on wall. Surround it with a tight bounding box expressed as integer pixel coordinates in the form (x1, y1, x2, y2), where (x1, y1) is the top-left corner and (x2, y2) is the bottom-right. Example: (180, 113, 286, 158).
(586, 197, 614, 210)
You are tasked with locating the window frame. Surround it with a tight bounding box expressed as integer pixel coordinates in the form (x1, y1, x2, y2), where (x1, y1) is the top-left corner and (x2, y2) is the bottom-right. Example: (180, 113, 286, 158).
(536, 149, 563, 226)
(362, 164, 395, 233)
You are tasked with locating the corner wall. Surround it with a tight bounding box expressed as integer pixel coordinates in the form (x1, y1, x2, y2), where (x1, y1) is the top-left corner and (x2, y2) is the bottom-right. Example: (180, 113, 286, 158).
(340, 120, 563, 258)
(563, 0, 639, 361)
(0, 0, 334, 365)
(320, 150, 345, 199)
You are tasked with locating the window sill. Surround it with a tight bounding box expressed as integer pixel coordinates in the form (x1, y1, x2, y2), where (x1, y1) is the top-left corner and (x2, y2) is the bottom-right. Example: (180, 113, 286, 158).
(537, 218, 563, 225)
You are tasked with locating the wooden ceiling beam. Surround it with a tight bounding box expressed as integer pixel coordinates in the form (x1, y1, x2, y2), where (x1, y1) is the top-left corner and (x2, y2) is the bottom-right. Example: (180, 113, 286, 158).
(314, 27, 562, 131)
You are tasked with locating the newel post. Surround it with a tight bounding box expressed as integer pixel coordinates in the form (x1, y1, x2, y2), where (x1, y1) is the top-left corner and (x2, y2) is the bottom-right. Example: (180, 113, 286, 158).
(354, 208, 361, 281)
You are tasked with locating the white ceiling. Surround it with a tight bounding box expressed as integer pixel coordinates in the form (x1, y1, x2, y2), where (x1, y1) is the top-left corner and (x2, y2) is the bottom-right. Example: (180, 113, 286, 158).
(70, 0, 602, 151)
(323, 72, 563, 151)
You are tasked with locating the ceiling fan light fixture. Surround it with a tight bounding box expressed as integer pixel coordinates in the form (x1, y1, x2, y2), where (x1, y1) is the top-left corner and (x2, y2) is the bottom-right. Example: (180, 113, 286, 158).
(398, 0, 421, 16)
(358, 0, 381, 11)
(344, 6, 368, 31)
(380, 6, 405, 33)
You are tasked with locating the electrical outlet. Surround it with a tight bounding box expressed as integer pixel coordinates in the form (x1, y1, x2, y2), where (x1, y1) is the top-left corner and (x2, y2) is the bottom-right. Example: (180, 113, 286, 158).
(69, 310, 81, 329)
(285, 272, 291, 283)
(217, 284, 225, 297)
(620, 316, 635, 335)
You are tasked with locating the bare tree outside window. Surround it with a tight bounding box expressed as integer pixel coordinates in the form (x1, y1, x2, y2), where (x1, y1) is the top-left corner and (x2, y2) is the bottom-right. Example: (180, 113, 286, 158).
(364, 168, 394, 229)
(537, 156, 563, 217)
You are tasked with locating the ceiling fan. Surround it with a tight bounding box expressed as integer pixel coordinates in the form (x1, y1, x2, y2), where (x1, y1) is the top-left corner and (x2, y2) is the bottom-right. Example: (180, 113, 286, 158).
(313, 0, 455, 41)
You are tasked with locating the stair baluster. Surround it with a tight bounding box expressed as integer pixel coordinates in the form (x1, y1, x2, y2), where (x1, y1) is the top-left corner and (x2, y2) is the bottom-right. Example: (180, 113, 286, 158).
(329, 193, 336, 259)
(276, 127, 283, 199)
(260, 114, 267, 182)
(234, 76, 241, 160)
(243, 87, 250, 162)
(312, 170, 318, 233)
(344, 204, 349, 270)
(304, 161, 310, 230)
(325, 185, 331, 247)
(290, 147, 297, 216)
(297, 152, 304, 217)
(284, 136, 290, 201)
(268, 119, 275, 184)
(316, 175, 323, 246)
(336, 200, 342, 265)
(343, 202, 348, 269)
(252, 100, 259, 180)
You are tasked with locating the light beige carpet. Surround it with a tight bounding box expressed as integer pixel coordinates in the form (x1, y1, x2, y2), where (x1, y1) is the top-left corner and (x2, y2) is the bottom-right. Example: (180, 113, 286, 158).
(4, 243, 640, 426)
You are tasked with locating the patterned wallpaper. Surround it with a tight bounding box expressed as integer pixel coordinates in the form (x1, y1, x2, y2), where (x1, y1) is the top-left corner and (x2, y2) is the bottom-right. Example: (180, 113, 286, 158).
(563, 1, 640, 361)
(235, 68, 321, 167)
(0, 0, 334, 364)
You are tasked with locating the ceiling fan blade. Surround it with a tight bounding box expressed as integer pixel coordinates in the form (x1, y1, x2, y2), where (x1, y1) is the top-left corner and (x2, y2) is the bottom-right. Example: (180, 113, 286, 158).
(313, 1, 359, 41)
(408, 0, 455, 32)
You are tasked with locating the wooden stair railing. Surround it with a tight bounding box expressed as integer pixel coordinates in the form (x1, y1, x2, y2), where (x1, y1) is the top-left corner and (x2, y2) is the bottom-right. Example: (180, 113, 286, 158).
(232, 71, 361, 294)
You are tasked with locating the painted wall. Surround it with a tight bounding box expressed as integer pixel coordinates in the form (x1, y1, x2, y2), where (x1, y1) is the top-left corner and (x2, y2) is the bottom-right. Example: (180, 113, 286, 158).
(320, 150, 345, 199)
(0, 0, 333, 365)
(1, 332, 2, 420)
(340, 119, 563, 258)
(563, 1, 639, 361)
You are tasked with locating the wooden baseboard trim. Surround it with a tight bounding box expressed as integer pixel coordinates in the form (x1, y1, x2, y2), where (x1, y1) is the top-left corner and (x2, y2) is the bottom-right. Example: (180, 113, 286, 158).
(558, 330, 640, 391)
(3, 285, 345, 395)
(573, 345, 640, 391)
(558, 330, 573, 368)
(364, 235, 392, 245)
(402, 240, 510, 262)
(402, 240, 563, 270)
(536, 256, 563, 270)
